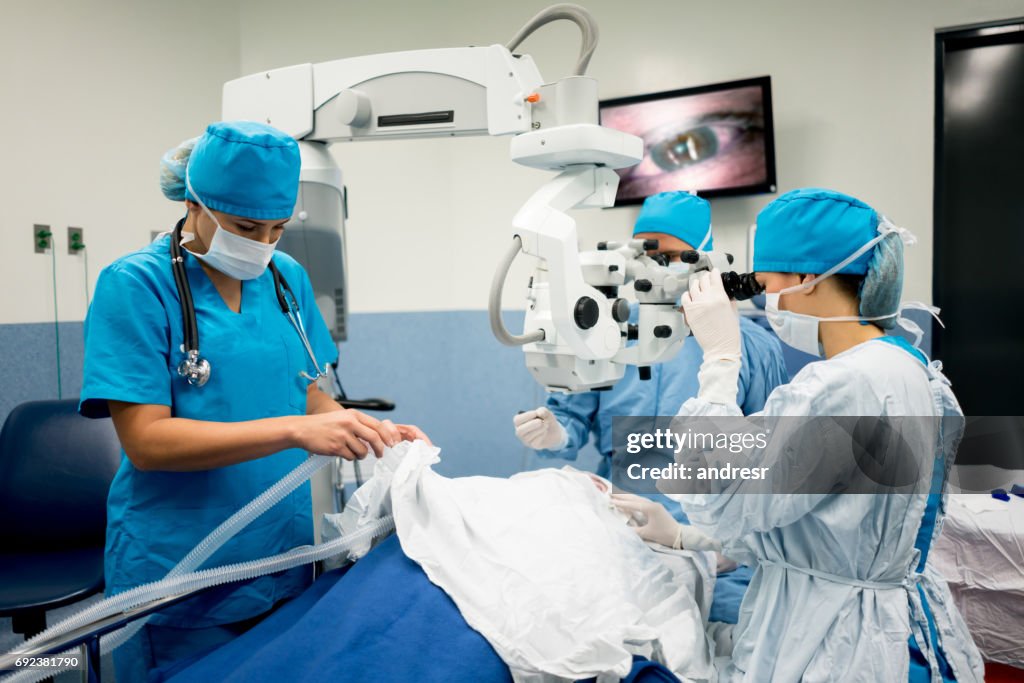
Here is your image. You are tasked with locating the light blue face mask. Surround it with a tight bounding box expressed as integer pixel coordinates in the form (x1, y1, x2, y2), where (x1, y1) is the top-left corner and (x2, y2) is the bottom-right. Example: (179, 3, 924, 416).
(183, 171, 277, 280)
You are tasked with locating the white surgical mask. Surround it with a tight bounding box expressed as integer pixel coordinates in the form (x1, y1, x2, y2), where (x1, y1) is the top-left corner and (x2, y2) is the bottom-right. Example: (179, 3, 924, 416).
(666, 262, 689, 274)
(184, 171, 277, 280)
(764, 218, 924, 357)
(763, 293, 829, 356)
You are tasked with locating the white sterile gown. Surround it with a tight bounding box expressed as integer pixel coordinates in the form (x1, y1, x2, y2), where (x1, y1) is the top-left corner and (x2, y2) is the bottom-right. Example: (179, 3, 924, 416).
(672, 339, 984, 682)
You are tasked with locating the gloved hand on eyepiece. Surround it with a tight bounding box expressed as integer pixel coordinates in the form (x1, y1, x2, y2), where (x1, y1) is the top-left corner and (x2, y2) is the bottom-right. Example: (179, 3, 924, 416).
(680, 268, 742, 405)
(513, 407, 569, 450)
(681, 268, 741, 361)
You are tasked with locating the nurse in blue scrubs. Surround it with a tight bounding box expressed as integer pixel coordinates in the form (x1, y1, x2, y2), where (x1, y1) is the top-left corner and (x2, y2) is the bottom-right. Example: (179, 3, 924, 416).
(80, 121, 429, 680)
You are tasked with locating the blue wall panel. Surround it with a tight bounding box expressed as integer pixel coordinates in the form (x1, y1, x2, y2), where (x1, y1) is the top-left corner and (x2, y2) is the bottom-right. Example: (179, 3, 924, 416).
(334, 310, 552, 477)
(0, 308, 936, 479)
(0, 322, 84, 423)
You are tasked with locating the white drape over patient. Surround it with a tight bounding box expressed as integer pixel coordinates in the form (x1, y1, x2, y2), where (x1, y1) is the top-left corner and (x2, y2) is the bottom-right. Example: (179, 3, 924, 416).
(324, 441, 717, 683)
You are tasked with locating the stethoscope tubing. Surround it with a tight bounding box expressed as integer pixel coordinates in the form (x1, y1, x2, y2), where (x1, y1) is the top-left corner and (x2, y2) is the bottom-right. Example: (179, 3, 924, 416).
(171, 218, 200, 355)
(170, 219, 325, 385)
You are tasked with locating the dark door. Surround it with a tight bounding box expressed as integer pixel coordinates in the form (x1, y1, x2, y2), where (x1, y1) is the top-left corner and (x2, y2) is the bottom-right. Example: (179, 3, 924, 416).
(935, 21, 1024, 416)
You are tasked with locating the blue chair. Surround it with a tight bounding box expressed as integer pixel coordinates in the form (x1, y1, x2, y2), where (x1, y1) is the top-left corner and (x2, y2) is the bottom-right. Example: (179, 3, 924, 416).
(0, 399, 121, 639)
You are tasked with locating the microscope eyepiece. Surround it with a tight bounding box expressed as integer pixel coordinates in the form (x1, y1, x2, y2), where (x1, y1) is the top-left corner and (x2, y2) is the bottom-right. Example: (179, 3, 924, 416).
(679, 250, 701, 264)
(720, 271, 764, 301)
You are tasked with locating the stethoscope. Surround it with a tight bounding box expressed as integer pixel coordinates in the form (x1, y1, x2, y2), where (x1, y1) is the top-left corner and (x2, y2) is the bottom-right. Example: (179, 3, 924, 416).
(170, 218, 327, 387)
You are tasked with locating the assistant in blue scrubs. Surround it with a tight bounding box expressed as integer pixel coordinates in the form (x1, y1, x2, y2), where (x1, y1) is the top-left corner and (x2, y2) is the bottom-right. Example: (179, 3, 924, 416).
(81, 122, 426, 680)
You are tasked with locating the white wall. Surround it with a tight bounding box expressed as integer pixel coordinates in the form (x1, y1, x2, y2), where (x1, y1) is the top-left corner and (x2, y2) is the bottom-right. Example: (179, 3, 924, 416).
(236, 0, 1024, 313)
(0, 0, 240, 324)
(4, 0, 1024, 323)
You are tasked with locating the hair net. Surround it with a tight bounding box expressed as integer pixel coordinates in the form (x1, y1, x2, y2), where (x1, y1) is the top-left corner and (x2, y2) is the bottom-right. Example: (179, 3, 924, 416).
(184, 121, 300, 220)
(633, 191, 713, 250)
(159, 136, 199, 202)
(858, 230, 904, 329)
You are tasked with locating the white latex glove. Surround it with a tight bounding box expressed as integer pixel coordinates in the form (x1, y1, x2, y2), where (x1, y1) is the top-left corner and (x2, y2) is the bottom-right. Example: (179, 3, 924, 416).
(680, 268, 742, 405)
(513, 407, 568, 450)
(611, 494, 680, 546)
(612, 494, 724, 551)
(680, 268, 741, 362)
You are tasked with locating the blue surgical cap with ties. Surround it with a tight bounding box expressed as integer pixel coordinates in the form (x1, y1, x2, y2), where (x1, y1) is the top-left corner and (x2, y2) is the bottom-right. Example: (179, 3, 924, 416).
(633, 191, 713, 251)
(162, 120, 301, 221)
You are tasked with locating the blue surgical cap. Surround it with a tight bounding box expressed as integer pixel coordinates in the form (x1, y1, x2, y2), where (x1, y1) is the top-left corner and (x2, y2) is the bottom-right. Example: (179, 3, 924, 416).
(633, 192, 713, 251)
(754, 188, 880, 275)
(183, 121, 300, 220)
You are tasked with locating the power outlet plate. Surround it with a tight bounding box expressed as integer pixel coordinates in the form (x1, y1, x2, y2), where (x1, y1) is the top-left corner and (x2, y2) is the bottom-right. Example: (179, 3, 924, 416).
(33, 224, 52, 253)
(68, 226, 85, 255)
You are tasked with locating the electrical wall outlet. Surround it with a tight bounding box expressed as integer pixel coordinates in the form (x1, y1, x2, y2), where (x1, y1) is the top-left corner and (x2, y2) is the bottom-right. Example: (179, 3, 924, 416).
(68, 226, 85, 255)
(33, 224, 52, 253)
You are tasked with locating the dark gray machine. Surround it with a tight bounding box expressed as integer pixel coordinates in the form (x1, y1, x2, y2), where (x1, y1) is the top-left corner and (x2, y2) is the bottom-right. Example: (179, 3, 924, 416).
(278, 180, 349, 342)
(280, 168, 394, 414)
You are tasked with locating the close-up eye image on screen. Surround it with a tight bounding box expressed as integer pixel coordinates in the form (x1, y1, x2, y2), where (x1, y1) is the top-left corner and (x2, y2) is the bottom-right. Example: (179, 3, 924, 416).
(600, 76, 777, 203)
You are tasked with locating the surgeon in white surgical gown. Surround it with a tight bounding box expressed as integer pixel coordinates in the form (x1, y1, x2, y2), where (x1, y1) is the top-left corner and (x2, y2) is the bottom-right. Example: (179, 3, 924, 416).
(658, 189, 984, 682)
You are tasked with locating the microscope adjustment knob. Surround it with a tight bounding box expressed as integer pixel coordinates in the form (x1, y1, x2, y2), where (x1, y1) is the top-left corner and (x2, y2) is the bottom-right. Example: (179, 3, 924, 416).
(634, 279, 653, 293)
(337, 89, 372, 127)
(662, 275, 683, 295)
(573, 296, 600, 330)
(653, 325, 672, 339)
(626, 324, 639, 341)
(638, 366, 652, 381)
(611, 298, 631, 323)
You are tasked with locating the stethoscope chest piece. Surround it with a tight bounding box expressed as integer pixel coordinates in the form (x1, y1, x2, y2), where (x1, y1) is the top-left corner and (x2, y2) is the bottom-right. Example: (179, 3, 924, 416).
(169, 217, 324, 388)
(178, 349, 211, 387)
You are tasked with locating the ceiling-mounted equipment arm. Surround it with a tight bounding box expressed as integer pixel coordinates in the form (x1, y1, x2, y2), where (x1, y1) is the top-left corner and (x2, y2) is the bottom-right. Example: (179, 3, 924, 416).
(223, 45, 544, 143)
(222, 5, 649, 396)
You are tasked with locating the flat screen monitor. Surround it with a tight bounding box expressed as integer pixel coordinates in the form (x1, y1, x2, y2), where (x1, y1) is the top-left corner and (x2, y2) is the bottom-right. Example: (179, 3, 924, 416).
(600, 76, 777, 204)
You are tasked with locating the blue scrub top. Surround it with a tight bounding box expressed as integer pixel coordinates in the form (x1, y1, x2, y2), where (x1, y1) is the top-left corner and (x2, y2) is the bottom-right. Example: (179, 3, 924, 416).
(539, 313, 788, 522)
(80, 234, 338, 628)
(539, 314, 788, 464)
